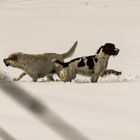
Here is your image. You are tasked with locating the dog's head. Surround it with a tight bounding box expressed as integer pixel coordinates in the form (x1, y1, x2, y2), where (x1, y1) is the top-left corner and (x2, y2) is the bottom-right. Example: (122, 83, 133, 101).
(96, 43, 119, 56)
(3, 52, 24, 68)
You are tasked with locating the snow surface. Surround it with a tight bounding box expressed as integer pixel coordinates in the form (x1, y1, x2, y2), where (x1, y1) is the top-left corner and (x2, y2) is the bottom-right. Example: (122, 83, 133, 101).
(0, 0, 140, 140)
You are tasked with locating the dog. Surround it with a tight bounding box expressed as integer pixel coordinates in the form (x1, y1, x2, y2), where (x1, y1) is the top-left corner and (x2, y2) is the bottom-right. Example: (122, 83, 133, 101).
(3, 41, 77, 82)
(54, 43, 121, 82)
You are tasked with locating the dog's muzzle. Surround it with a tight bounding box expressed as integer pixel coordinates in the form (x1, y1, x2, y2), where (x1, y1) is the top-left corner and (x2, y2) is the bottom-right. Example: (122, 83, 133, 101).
(115, 48, 119, 55)
(3, 59, 10, 67)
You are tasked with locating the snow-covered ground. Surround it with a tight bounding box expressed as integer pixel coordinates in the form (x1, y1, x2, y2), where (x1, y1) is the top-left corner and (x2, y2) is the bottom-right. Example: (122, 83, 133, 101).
(0, 0, 140, 140)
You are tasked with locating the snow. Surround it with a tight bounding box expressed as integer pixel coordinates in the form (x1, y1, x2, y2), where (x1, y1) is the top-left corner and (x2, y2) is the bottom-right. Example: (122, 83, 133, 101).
(0, 0, 140, 140)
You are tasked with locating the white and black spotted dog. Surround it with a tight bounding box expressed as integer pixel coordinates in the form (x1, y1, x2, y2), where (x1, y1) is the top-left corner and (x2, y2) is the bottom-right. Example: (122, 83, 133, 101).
(54, 43, 121, 82)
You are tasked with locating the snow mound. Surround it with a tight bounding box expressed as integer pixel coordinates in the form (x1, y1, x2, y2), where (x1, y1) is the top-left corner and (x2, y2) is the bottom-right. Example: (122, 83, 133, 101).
(99, 74, 139, 83)
(0, 70, 139, 83)
(0, 71, 10, 81)
(75, 74, 139, 83)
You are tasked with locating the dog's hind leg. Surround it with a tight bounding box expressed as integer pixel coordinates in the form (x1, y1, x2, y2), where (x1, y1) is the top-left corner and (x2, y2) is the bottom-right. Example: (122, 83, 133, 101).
(47, 74, 54, 81)
(13, 72, 27, 81)
(100, 69, 122, 77)
(91, 73, 100, 83)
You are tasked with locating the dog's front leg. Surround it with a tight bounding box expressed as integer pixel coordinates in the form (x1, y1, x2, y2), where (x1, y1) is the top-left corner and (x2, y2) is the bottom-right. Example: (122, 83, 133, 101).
(100, 69, 122, 77)
(13, 72, 27, 81)
(91, 73, 100, 83)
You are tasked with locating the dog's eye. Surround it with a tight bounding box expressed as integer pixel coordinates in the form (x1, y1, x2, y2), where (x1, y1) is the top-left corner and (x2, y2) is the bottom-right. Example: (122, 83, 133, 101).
(9, 55, 17, 61)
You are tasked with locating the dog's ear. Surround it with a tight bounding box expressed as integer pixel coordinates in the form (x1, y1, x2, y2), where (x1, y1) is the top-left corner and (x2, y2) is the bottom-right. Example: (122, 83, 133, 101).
(96, 46, 103, 54)
(9, 54, 18, 61)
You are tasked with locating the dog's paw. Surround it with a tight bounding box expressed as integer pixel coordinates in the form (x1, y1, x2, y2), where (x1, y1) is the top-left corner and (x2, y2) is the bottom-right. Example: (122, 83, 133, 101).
(13, 77, 19, 81)
(116, 71, 122, 75)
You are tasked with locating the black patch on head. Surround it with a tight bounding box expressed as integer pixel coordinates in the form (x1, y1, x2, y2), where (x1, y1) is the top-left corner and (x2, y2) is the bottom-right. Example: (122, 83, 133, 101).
(86, 56, 94, 69)
(78, 59, 85, 67)
(97, 43, 119, 56)
(102, 43, 118, 55)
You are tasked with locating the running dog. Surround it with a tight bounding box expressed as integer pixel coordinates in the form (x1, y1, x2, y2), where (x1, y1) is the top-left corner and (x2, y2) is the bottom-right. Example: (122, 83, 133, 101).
(3, 41, 77, 82)
(54, 43, 121, 82)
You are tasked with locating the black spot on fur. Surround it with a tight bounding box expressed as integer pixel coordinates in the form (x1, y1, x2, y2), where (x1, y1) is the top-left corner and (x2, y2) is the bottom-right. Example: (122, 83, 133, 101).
(55, 58, 82, 68)
(93, 55, 98, 63)
(86, 56, 94, 69)
(69, 57, 81, 63)
(55, 55, 98, 70)
(55, 60, 69, 67)
(78, 59, 85, 67)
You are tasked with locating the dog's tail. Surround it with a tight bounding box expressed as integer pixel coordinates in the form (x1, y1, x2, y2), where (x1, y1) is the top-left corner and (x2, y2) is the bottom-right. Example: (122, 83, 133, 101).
(61, 41, 78, 59)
